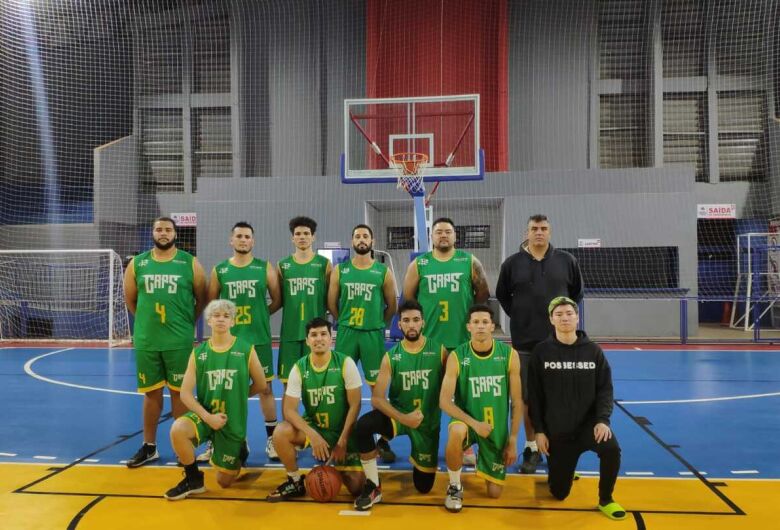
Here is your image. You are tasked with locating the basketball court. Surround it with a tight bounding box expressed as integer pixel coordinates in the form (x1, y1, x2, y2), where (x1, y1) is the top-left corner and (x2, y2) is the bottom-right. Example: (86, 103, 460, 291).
(1, 344, 778, 529)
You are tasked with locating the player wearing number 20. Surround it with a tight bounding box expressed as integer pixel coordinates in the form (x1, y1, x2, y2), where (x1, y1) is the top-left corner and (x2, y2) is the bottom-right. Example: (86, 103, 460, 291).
(123, 217, 208, 468)
(402, 217, 490, 351)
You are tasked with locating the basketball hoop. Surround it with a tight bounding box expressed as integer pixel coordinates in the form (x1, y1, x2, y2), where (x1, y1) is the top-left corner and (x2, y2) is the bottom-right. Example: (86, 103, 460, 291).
(391, 152, 428, 196)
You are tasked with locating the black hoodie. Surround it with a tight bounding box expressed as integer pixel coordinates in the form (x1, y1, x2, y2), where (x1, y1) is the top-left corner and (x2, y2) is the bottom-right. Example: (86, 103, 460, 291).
(495, 244, 583, 351)
(527, 330, 614, 439)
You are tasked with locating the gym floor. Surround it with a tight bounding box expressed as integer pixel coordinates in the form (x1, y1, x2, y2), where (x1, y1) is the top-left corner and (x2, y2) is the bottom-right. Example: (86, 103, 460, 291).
(1, 344, 778, 529)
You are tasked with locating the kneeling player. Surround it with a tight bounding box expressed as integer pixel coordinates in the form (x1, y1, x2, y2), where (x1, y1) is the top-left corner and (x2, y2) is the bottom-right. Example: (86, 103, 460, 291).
(440, 304, 522, 512)
(267, 317, 365, 501)
(164, 299, 268, 500)
(353, 300, 446, 510)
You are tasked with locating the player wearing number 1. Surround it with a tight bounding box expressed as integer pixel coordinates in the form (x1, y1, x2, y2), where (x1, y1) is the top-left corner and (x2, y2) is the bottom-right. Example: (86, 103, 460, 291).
(277, 216, 332, 384)
(124, 217, 207, 468)
(206, 221, 282, 461)
(402, 217, 490, 351)
(439, 304, 522, 512)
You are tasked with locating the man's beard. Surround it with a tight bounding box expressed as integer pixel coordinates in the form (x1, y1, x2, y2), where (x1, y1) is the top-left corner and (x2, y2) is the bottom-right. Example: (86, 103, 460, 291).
(234, 248, 251, 255)
(403, 329, 420, 341)
(353, 244, 372, 255)
(154, 239, 175, 251)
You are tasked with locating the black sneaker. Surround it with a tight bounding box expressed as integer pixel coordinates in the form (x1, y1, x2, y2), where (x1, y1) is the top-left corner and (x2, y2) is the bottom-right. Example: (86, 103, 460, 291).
(164, 471, 206, 500)
(520, 447, 541, 474)
(354, 479, 382, 511)
(267, 476, 306, 502)
(376, 438, 396, 464)
(239, 440, 250, 467)
(126, 443, 159, 468)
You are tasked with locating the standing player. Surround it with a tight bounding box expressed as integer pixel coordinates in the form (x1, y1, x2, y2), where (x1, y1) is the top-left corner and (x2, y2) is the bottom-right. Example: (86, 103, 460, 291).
(123, 217, 207, 468)
(439, 305, 522, 512)
(403, 216, 490, 465)
(352, 300, 446, 511)
(205, 221, 282, 461)
(164, 300, 268, 500)
(496, 214, 584, 474)
(267, 317, 365, 501)
(277, 216, 331, 386)
(327, 224, 397, 385)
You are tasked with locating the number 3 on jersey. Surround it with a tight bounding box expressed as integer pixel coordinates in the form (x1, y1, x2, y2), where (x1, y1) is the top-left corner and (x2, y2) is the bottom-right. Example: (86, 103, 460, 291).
(438, 300, 449, 321)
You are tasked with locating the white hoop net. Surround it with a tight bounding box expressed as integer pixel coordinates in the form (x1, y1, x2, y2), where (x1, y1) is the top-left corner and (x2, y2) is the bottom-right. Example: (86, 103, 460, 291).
(391, 152, 428, 195)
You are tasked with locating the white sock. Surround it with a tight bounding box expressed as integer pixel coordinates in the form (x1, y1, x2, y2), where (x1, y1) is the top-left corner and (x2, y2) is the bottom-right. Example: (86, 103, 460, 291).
(447, 467, 462, 488)
(361, 457, 380, 485)
(288, 470, 301, 482)
(526, 440, 538, 452)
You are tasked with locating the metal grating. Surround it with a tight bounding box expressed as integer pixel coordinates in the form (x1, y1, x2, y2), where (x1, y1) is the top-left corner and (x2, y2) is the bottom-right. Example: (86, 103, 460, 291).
(598, 0, 650, 80)
(663, 93, 708, 181)
(192, 14, 230, 93)
(192, 107, 232, 191)
(717, 91, 766, 182)
(140, 109, 183, 192)
(599, 94, 650, 168)
(661, 0, 705, 77)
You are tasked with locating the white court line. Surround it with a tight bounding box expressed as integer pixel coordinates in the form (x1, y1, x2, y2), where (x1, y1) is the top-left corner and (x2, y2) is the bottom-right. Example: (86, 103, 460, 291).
(0, 452, 18, 457)
(625, 471, 654, 476)
(619, 391, 780, 405)
(577, 471, 599, 475)
(731, 470, 759, 475)
(339, 511, 370, 517)
(33, 456, 57, 460)
(678, 471, 707, 476)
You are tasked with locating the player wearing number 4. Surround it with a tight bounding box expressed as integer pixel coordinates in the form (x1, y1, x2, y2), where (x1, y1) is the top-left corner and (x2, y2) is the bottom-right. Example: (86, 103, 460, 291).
(439, 304, 522, 512)
(201, 222, 282, 463)
(268, 317, 365, 502)
(277, 217, 331, 386)
(124, 217, 208, 468)
(164, 299, 269, 500)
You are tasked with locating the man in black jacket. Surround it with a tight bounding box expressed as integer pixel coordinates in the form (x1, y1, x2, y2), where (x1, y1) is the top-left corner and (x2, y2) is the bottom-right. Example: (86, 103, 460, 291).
(495, 214, 583, 474)
(527, 296, 625, 521)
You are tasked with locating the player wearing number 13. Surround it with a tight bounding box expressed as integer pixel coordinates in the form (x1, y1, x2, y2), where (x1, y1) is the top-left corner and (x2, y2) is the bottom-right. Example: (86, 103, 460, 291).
(123, 217, 208, 468)
(439, 304, 522, 512)
(402, 217, 490, 351)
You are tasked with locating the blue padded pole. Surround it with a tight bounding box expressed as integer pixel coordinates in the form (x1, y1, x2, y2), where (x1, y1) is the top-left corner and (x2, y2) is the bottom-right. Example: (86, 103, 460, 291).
(413, 193, 429, 253)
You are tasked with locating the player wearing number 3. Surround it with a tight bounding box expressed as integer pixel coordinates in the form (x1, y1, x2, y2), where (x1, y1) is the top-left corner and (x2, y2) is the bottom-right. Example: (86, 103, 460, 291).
(123, 217, 208, 468)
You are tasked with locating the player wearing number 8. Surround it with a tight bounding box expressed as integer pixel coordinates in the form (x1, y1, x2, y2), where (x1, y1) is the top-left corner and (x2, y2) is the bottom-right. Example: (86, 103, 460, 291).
(328, 224, 397, 385)
(439, 305, 522, 512)
(124, 217, 208, 468)
(402, 217, 490, 351)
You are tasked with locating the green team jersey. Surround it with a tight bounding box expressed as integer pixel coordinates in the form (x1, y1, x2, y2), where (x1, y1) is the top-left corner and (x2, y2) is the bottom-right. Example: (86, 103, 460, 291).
(192, 337, 253, 441)
(452, 340, 513, 446)
(296, 351, 351, 436)
(215, 257, 271, 345)
(415, 249, 474, 349)
(279, 254, 329, 341)
(386, 337, 445, 434)
(337, 260, 388, 331)
(133, 249, 196, 351)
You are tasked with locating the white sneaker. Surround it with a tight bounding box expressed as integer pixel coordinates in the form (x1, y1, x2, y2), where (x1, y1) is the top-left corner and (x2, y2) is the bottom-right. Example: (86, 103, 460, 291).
(266, 437, 279, 461)
(463, 446, 476, 466)
(195, 440, 213, 462)
(445, 483, 463, 513)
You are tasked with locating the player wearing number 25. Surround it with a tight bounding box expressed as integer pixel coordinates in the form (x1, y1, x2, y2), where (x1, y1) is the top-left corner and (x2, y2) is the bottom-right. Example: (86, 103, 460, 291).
(439, 305, 522, 512)
(402, 217, 490, 352)
(123, 217, 208, 468)
(328, 224, 397, 386)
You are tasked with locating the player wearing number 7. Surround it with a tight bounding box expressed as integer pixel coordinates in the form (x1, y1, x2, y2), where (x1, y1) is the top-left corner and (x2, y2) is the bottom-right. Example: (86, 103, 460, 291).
(327, 224, 397, 385)
(123, 217, 208, 468)
(402, 217, 490, 352)
(439, 304, 523, 512)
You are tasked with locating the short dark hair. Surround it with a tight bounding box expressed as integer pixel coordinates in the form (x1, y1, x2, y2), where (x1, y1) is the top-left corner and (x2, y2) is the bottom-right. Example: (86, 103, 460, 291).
(398, 299, 423, 317)
(289, 216, 317, 235)
(232, 221, 254, 234)
(153, 217, 177, 231)
(468, 303, 494, 322)
(305, 316, 332, 334)
(528, 214, 549, 224)
(352, 224, 374, 239)
(432, 217, 455, 230)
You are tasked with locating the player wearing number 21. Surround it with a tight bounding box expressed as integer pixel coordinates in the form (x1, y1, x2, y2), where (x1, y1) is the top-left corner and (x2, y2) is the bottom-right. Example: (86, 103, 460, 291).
(439, 304, 522, 513)
(123, 217, 208, 468)
(402, 217, 490, 352)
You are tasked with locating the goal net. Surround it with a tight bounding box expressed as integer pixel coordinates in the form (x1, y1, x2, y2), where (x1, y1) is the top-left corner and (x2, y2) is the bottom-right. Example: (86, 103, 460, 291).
(0, 250, 130, 344)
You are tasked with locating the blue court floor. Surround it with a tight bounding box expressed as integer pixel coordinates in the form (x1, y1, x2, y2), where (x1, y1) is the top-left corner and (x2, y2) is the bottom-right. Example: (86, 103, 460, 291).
(1, 345, 778, 479)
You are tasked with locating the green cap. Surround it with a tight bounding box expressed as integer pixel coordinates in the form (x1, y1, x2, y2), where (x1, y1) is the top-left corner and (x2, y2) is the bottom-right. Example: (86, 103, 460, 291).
(548, 296, 578, 316)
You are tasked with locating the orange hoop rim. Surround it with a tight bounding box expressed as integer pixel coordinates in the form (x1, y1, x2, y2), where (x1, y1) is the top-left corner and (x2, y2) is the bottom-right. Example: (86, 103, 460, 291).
(390, 152, 428, 175)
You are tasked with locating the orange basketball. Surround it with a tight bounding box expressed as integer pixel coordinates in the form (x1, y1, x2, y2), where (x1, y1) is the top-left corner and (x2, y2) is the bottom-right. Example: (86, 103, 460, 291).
(305, 464, 342, 502)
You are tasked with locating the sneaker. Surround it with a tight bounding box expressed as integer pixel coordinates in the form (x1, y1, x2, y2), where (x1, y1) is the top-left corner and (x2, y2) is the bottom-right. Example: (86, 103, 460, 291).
(376, 438, 396, 464)
(195, 440, 213, 463)
(520, 447, 541, 474)
(354, 479, 382, 511)
(462, 446, 476, 466)
(164, 471, 206, 500)
(126, 443, 159, 468)
(239, 440, 250, 467)
(266, 437, 279, 461)
(267, 476, 306, 502)
(444, 483, 463, 513)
